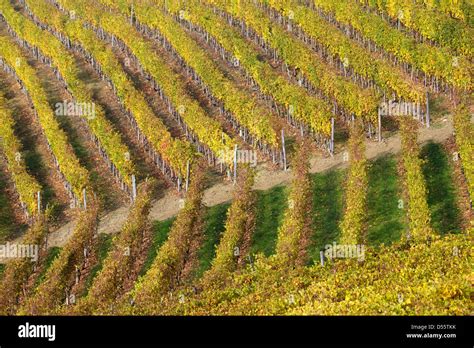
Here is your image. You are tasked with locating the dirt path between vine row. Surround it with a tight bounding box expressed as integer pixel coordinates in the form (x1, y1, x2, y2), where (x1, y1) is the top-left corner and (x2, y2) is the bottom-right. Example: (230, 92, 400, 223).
(0, 117, 454, 258)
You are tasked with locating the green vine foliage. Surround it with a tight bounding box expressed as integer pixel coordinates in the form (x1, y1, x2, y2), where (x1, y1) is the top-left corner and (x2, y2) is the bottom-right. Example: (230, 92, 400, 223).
(264, 0, 426, 103)
(0, 92, 42, 216)
(399, 117, 435, 242)
(100, 0, 280, 147)
(128, 162, 207, 314)
(275, 139, 313, 267)
(201, 165, 256, 289)
(452, 97, 474, 204)
(359, 0, 473, 56)
(209, 0, 379, 124)
(0, 34, 89, 198)
(0, 0, 136, 185)
(311, 0, 472, 90)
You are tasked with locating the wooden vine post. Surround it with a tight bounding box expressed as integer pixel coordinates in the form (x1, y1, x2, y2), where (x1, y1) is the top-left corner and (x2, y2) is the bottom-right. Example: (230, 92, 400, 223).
(330, 117, 335, 153)
(132, 174, 137, 201)
(83, 188, 87, 210)
(281, 129, 287, 171)
(233, 144, 238, 184)
(426, 91, 430, 128)
(417, 101, 421, 122)
(36, 191, 41, 214)
(378, 108, 382, 142)
(185, 160, 190, 192)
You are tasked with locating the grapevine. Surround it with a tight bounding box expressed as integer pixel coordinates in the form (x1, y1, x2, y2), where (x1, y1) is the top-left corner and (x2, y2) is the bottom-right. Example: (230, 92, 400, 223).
(18, 205, 99, 315)
(339, 120, 368, 245)
(154, 0, 335, 136)
(0, 34, 89, 199)
(0, 91, 42, 218)
(263, 0, 426, 103)
(129, 163, 206, 315)
(207, 0, 380, 124)
(357, 0, 474, 56)
(0, 218, 48, 315)
(96, 0, 281, 148)
(413, 0, 473, 22)
(309, 0, 472, 90)
(1, 0, 136, 188)
(452, 99, 474, 204)
(399, 117, 435, 242)
(23, 0, 210, 181)
(201, 165, 256, 287)
(74, 181, 154, 315)
(274, 140, 313, 267)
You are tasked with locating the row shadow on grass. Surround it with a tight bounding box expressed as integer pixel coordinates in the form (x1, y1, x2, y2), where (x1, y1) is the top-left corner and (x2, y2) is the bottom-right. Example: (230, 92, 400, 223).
(129, 144, 463, 282)
(143, 155, 402, 276)
(19, 143, 463, 290)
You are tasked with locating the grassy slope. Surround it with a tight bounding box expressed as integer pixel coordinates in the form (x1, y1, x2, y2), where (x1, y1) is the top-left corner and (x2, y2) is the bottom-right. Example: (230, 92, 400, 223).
(34, 246, 61, 288)
(366, 156, 406, 246)
(140, 218, 174, 276)
(309, 170, 345, 262)
(194, 203, 230, 279)
(3, 145, 460, 292)
(250, 186, 288, 257)
(81, 233, 113, 296)
(161, 145, 462, 272)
